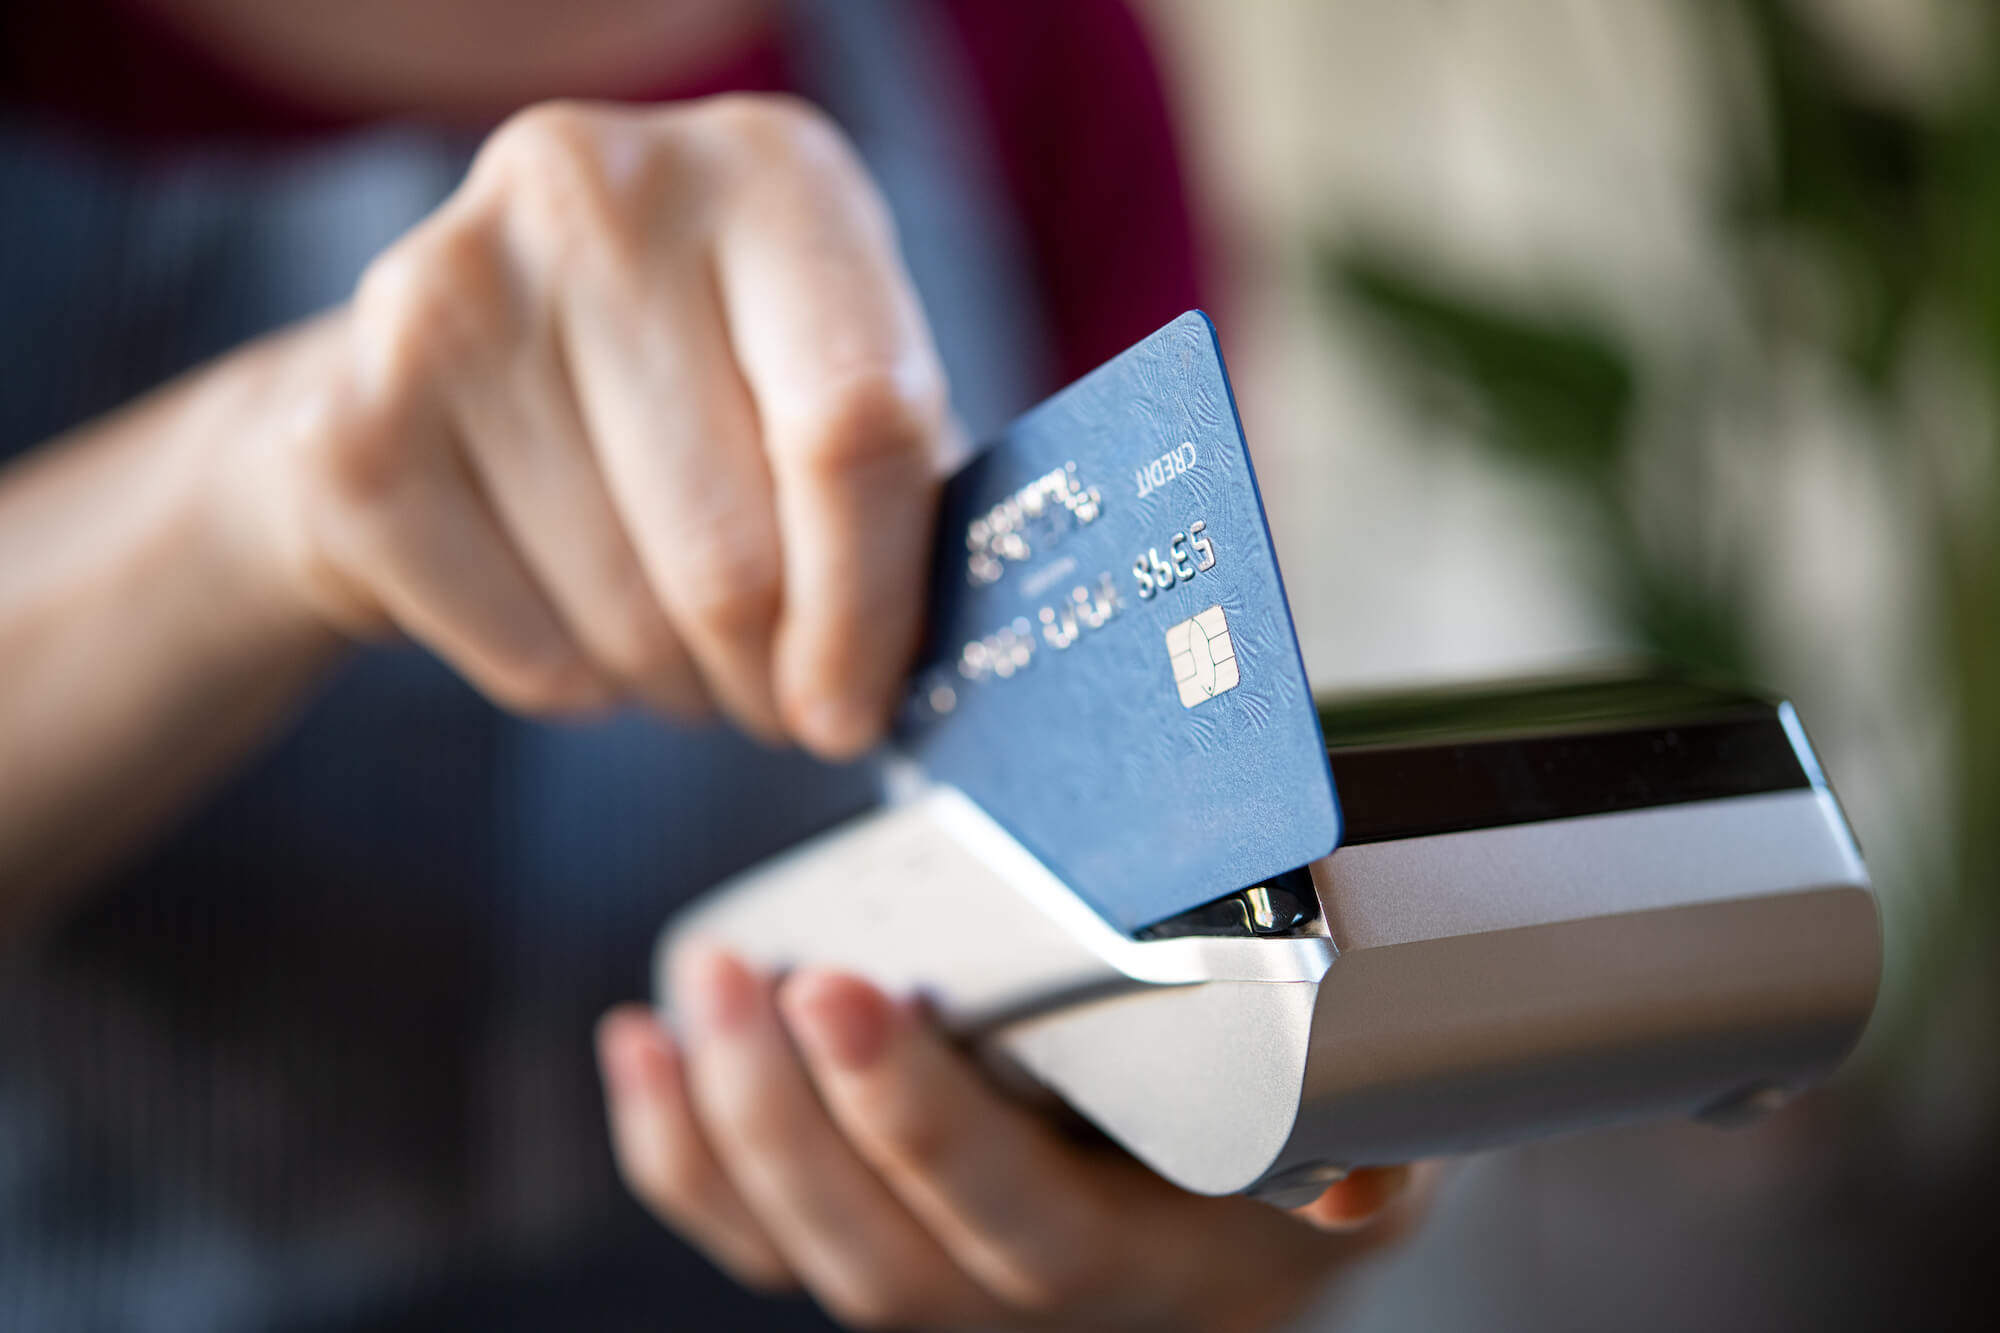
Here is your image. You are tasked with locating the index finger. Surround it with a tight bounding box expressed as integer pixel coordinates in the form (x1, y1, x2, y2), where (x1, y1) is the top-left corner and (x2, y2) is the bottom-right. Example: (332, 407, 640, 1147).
(706, 98, 948, 758)
(778, 970, 1404, 1325)
(775, 968, 1131, 1313)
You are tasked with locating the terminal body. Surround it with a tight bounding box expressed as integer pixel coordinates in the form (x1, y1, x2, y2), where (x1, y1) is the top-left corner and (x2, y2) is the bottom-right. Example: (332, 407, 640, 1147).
(658, 676, 1880, 1204)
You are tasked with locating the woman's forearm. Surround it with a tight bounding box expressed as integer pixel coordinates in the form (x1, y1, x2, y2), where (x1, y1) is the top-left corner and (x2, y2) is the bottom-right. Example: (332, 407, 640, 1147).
(0, 95, 966, 940)
(0, 318, 347, 941)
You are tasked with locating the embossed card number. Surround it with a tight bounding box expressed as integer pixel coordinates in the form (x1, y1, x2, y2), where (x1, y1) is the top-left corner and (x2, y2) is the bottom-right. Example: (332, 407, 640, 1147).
(1132, 520, 1215, 600)
(943, 502, 1219, 699)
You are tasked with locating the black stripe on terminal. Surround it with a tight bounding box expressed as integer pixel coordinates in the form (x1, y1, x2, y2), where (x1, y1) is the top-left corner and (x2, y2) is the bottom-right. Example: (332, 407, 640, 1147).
(1327, 717, 1814, 846)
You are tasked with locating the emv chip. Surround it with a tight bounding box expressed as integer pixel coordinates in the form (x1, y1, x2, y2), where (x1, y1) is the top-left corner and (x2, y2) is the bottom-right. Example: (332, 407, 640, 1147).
(1166, 605, 1239, 708)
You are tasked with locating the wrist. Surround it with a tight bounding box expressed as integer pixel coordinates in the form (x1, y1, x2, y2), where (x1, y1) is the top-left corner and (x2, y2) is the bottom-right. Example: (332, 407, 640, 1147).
(180, 312, 358, 673)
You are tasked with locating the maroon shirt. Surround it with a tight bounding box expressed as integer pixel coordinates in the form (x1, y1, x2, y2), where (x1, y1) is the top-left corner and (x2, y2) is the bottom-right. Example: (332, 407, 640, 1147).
(0, 10, 1213, 1327)
(1, 0, 1209, 389)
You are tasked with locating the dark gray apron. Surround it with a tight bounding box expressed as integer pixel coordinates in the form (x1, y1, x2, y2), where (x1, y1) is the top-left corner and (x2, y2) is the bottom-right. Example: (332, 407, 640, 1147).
(0, 4, 1044, 1328)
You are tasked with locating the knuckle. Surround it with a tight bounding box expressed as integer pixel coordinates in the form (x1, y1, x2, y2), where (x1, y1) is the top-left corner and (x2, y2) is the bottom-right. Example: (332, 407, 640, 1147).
(817, 1283, 914, 1332)
(727, 1256, 795, 1296)
(616, 1148, 676, 1213)
(983, 1197, 1111, 1315)
(694, 92, 891, 240)
(644, 1147, 728, 1222)
(695, 91, 844, 160)
(708, 1078, 793, 1162)
(822, 1274, 981, 1332)
(861, 1095, 957, 1178)
(481, 99, 602, 180)
(301, 399, 410, 513)
(792, 368, 942, 483)
(596, 577, 684, 680)
(481, 100, 664, 274)
(995, 1258, 1098, 1317)
(489, 651, 589, 715)
(673, 525, 782, 642)
(353, 220, 510, 404)
(332, 224, 509, 508)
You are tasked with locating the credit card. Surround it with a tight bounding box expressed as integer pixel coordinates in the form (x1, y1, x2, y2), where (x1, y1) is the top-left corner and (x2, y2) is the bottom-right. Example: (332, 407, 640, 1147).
(897, 311, 1341, 933)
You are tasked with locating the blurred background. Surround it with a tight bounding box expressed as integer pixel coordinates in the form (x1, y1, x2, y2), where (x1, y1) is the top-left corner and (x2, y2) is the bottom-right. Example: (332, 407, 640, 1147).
(1136, 0, 1993, 1326)
(3, 0, 1993, 1329)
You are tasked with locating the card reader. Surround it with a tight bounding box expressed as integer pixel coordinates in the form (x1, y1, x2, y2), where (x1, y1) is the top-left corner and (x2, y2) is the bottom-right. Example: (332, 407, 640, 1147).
(657, 673, 1879, 1204)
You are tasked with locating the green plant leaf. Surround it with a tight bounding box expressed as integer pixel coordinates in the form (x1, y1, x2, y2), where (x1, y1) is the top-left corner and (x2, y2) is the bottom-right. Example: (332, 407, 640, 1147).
(1321, 250, 1635, 485)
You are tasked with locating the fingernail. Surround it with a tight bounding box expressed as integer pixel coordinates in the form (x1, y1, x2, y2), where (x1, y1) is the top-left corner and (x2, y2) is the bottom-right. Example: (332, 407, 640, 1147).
(672, 945, 758, 1038)
(783, 972, 894, 1071)
(595, 1010, 670, 1101)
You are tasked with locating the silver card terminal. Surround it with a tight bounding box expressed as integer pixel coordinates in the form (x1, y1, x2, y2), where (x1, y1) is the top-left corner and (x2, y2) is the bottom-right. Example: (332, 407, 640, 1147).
(656, 675, 1879, 1205)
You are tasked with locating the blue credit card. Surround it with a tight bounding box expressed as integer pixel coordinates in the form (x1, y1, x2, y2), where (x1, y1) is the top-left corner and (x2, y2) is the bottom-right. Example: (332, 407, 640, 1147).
(897, 311, 1341, 933)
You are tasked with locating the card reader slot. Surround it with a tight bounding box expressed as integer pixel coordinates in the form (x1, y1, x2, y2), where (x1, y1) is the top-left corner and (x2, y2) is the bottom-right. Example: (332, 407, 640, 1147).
(1328, 715, 1811, 845)
(1133, 865, 1322, 941)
